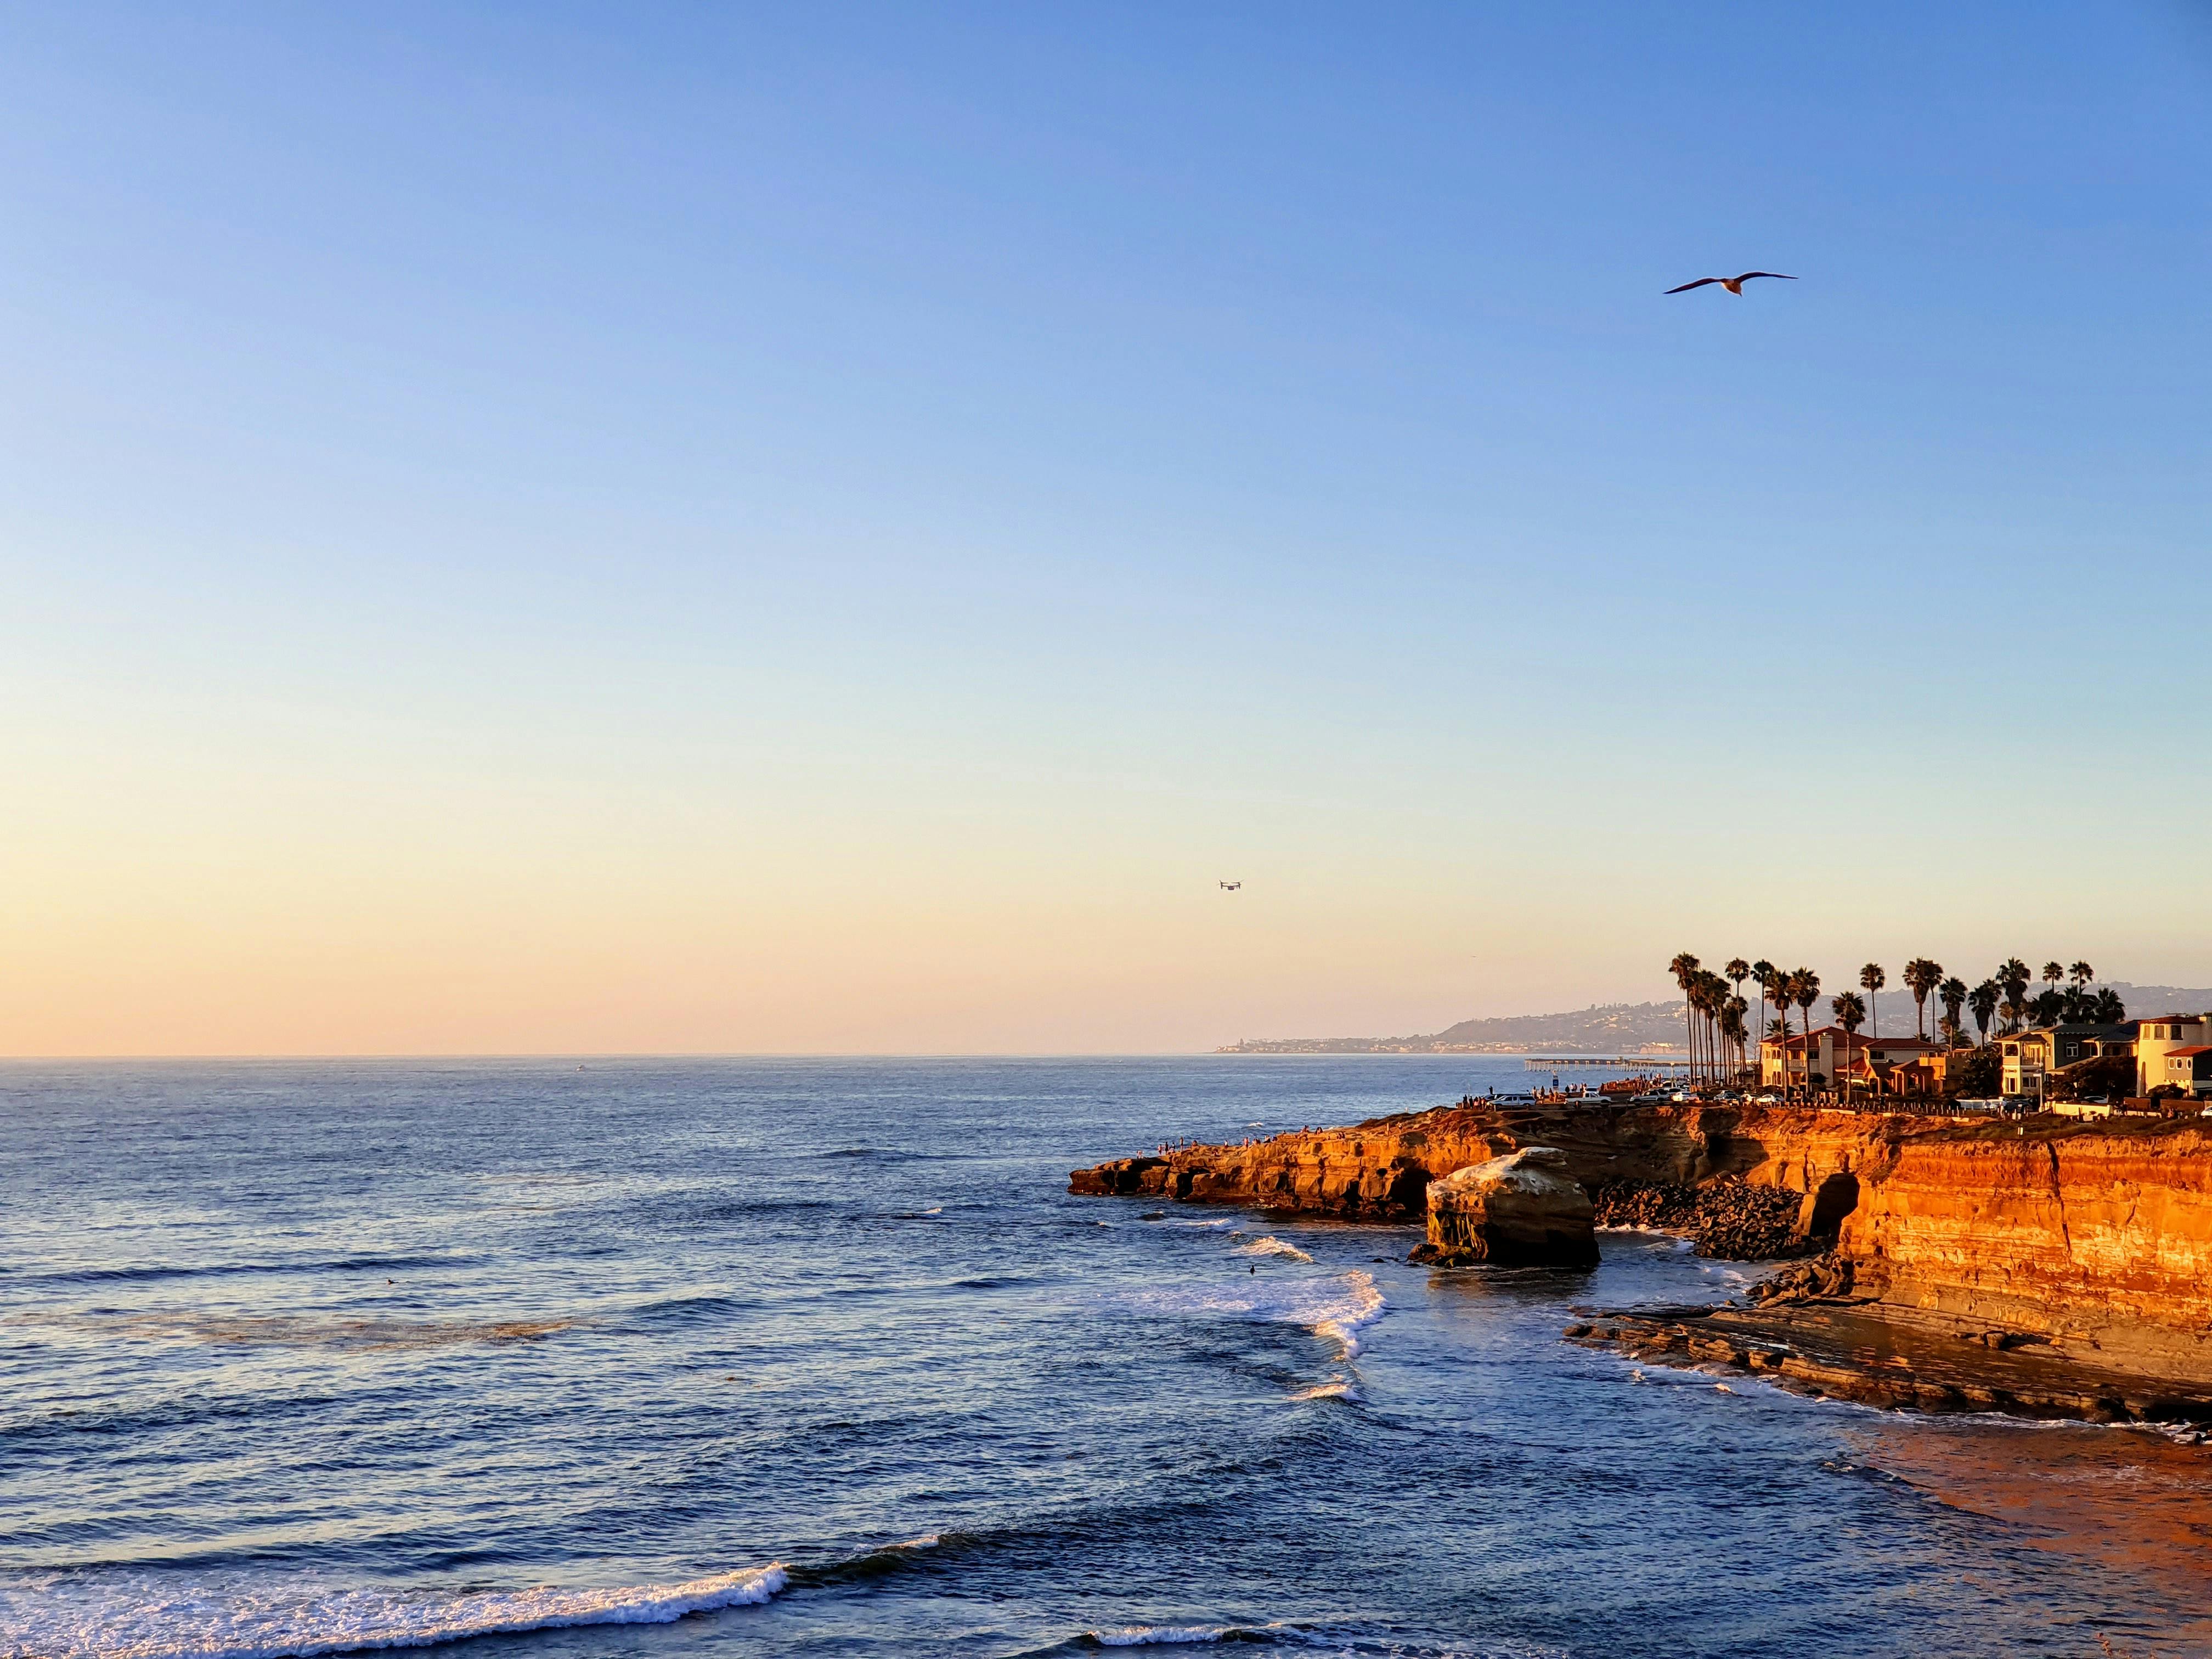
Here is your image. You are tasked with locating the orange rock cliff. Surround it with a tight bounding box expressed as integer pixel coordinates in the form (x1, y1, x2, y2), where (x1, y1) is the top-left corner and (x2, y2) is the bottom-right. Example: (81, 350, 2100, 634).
(1070, 1102, 2212, 1381)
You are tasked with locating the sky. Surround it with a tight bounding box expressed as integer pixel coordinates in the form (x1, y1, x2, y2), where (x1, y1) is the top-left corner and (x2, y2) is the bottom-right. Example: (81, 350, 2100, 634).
(3, 3, 2209, 1055)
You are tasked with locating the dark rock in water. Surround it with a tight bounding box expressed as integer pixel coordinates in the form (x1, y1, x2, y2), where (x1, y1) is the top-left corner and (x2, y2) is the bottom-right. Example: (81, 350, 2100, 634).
(1412, 1147, 1598, 1268)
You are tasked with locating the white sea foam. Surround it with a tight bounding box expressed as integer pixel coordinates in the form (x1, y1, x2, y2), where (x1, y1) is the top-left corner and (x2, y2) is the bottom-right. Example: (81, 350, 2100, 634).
(1237, 1237, 1313, 1262)
(3, 1564, 788, 1659)
(1130, 1269, 1384, 1359)
(1286, 1379, 1361, 1402)
(1093, 1625, 1232, 1646)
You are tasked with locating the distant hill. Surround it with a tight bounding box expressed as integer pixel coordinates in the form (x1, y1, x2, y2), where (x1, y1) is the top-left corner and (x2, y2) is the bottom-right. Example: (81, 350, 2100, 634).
(1216, 983, 2212, 1054)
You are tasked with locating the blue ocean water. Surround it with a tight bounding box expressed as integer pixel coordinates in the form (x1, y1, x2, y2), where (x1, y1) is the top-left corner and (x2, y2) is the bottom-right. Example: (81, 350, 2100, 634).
(2, 1057, 2207, 1659)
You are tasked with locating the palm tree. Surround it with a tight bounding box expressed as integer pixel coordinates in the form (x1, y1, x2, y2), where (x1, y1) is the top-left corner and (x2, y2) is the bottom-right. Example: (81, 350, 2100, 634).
(2042, 961, 2065, 997)
(1999, 997, 2024, 1035)
(1724, 994, 1749, 1082)
(1724, 960, 1751, 1079)
(1831, 990, 1866, 1103)
(1860, 963, 1886, 1040)
(1998, 958, 2032, 1030)
(1687, 972, 1714, 1084)
(1705, 970, 1731, 1084)
(1970, 980, 2000, 1045)
(1789, 967, 1821, 1096)
(2069, 961, 2095, 990)
(1938, 976, 1967, 1046)
(1751, 959, 1776, 1066)
(1760, 966, 1789, 1090)
(1668, 953, 1700, 1069)
(1902, 958, 1943, 1040)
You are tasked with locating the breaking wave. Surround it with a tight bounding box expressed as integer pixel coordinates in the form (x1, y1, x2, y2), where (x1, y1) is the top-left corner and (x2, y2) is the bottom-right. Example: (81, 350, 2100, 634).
(1090, 1626, 1238, 1646)
(0, 1564, 788, 1659)
(1128, 1270, 1384, 1359)
(1236, 1238, 1313, 1263)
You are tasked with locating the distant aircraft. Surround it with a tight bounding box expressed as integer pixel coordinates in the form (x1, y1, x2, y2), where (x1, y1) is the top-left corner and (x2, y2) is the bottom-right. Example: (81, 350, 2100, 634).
(1665, 271, 1797, 296)
(1219, 881, 1242, 891)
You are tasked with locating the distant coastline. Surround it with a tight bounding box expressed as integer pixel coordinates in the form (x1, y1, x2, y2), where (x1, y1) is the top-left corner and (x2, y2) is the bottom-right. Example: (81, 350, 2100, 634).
(1219, 983, 2212, 1056)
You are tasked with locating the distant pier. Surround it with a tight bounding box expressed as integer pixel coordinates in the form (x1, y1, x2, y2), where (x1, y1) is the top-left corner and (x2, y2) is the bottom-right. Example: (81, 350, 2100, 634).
(1521, 1054, 1693, 1070)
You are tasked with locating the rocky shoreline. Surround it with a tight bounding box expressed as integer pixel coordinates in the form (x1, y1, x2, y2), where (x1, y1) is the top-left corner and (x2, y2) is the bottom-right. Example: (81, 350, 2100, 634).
(1068, 1098, 2212, 1425)
(1564, 1296, 2212, 1431)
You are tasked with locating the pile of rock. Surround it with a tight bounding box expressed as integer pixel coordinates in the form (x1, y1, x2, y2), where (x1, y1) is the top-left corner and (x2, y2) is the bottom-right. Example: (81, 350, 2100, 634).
(1746, 1252, 1855, 1302)
(1589, 1177, 1813, 1261)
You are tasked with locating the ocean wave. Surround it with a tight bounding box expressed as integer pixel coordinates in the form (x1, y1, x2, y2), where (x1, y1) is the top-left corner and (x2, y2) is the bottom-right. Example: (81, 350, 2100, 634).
(1285, 1380, 1361, 1403)
(1236, 1238, 1313, 1263)
(787, 1532, 949, 1588)
(31, 1312, 574, 1352)
(0, 1564, 788, 1658)
(1128, 1271, 1385, 1359)
(1090, 1626, 1238, 1646)
(23, 1255, 474, 1288)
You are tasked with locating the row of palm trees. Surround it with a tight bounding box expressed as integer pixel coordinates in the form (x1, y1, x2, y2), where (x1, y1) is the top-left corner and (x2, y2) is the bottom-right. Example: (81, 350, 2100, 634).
(1667, 953, 2124, 1087)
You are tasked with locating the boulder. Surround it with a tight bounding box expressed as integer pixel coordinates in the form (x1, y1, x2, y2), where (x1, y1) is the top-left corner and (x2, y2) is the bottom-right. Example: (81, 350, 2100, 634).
(1413, 1147, 1598, 1268)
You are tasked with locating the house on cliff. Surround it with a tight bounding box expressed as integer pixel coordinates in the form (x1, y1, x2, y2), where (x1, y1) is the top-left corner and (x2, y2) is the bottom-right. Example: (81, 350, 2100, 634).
(1760, 1028, 1939, 1092)
(2137, 1014, 2212, 1098)
(2000, 1023, 2136, 1098)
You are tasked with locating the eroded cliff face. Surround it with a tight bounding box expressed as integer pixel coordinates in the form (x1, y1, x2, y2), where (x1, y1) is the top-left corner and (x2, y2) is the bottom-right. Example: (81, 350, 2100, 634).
(1070, 1104, 2212, 1380)
(1068, 1101, 1902, 1219)
(1841, 1125, 2212, 1376)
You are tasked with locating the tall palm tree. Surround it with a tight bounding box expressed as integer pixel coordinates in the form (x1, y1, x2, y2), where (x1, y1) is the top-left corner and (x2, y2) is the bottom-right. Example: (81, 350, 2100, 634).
(1760, 966, 1788, 1089)
(1999, 997, 2024, 1035)
(1998, 958, 2032, 1030)
(1859, 963, 1886, 1040)
(1668, 952, 1700, 1069)
(1724, 994, 1750, 1082)
(1704, 970, 1730, 1084)
(1724, 960, 1751, 1080)
(1789, 967, 1821, 1096)
(2042, 961, 2066, 997)
(1751, 959, 1776, 1067)
(1902, 958, 1943, 1040)
(1938, 976, 1967, 1046)
(1970, 979, 2000, 1045)
(2069, 961, 2095, 990)
(1831, 990, 1866, 1103)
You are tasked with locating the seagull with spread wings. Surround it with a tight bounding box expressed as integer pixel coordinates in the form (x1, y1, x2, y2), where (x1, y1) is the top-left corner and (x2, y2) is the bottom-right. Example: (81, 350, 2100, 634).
(1666, 271, 1797, 295)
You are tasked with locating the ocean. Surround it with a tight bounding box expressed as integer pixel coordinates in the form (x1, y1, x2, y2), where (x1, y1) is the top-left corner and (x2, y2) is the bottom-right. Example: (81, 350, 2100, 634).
(2, 1057, 2206, 1659)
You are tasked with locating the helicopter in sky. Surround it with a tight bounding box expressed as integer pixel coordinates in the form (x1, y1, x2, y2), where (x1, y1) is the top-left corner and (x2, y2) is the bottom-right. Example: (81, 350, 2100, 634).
(1218, 881, 1241, 891)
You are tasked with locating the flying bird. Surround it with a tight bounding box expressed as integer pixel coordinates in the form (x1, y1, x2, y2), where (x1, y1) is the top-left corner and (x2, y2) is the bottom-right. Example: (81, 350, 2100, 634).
(1219, 881, 1241, 891)
(1665, 271, 1797, 295)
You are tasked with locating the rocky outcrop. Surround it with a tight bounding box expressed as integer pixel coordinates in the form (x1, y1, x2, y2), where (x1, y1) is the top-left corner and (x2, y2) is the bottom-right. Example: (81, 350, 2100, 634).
(1412, 1148, 1597, 1268)
(1565, 1301, 2212, 1429)
(1070, 1101, 2212, 1385)
(1067, 1101, 1902, 1224)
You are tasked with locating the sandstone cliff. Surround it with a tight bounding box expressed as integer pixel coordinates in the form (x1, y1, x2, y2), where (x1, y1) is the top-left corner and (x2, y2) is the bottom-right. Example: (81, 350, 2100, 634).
(1070, 1103, 2212, 1383)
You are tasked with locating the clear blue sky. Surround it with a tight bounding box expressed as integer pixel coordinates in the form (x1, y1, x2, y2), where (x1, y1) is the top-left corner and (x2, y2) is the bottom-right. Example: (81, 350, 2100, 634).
(4, 4, 2208, 1052)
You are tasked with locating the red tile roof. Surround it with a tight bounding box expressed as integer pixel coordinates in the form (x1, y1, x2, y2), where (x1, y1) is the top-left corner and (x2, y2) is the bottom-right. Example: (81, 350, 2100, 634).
(2167, 1046, 2212, 1058)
